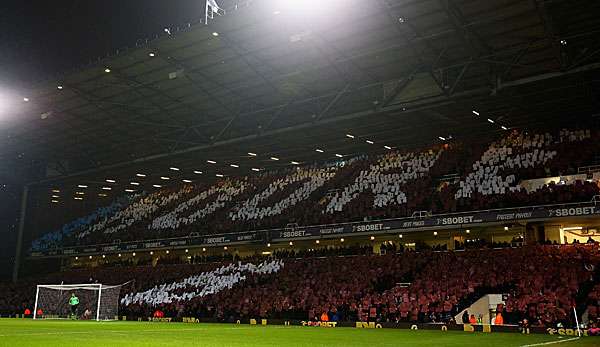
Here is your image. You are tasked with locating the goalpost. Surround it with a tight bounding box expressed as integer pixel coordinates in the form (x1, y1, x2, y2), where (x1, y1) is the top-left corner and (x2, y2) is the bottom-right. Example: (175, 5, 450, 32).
(33, 283, 123, 321)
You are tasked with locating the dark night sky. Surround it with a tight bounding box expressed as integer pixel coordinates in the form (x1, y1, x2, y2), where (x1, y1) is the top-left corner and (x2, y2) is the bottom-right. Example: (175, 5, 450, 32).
(0, 0, 209, 280)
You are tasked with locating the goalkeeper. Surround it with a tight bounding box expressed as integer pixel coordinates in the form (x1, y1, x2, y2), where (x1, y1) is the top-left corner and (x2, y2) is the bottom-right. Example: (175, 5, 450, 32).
(69, 293, 80, 319)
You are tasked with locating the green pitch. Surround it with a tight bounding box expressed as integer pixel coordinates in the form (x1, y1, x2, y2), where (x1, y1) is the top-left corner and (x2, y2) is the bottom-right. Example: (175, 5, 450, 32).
(0, 319, 596, 347)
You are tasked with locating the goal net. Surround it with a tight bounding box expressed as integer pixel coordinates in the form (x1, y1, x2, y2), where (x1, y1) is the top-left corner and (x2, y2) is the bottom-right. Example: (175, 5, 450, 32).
(33, 284, 123, 321)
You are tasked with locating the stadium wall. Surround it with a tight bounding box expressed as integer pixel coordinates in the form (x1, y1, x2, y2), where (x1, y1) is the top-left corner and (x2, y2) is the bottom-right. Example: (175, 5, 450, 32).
(109, 317, 591, 337)
(28, 201, 600, 258)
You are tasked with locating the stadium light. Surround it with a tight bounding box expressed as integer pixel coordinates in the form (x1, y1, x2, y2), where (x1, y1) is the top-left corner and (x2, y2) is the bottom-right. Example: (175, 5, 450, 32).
(433, 231, 438, 236)
(278, 0, 344, 18)
(23, 97, 30, 102)
(101, 187, 112, 191)
(366, 140, 374, 144)
(370, 236, 375, 240)
(51, 195, 59, 198)
(182, 179, 192, 183)
(98, 193, 108, 197)
(438, 136, 446, 141)
(315, 240, 320, 244)
(185, 249, 189, 253)
(148, 52, 156, 57)
(472, 110, 480, 116)
(315, 149, 324, 153)
(153, 184, 162, 188)
(291, 161, 300, 165)
(466, 229, 470, 234)
(248, 152, 257, 156)
(130, 182, 140, 186)
(335, 154, 343, 158)
(77, 184, 88, 188)
(504, 226, 509, 231)
(57, 85, 63, 90)
(202, 248, 206, 252)
(270, 157, 279, 161)
(136, 173, 146, 177)
(104, 68, 111, 73)
(207, 160, 217, 164)
(216, 174, 224, 177)
(487, 118, 495, 124)
(169, 167, 180, 171)
(230, 164, 239, 168)
(105, 179, 116, 183)
(223, 246, 228, 250)
(212, 32, 219, 37)
(51, 200, 59, 203)
(252, 168, 260, 172)
(501, 126, 508, 130)
(160, 176, 170, 180)
(399, 234, 403, 238)
(125, 189, 135, 193)
(346, 134, 355, 139)
(340, 238, 344, 242)
(132, 252, 136, 257)
(193, 170, 203, 174)
(52, 189, 60, 193)
(289, 241, 293, 246)
(384, 146, 392, 150)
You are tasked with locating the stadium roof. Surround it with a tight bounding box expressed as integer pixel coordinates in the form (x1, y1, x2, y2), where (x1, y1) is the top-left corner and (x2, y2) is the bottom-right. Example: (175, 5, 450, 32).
(2, 0, 600, 197)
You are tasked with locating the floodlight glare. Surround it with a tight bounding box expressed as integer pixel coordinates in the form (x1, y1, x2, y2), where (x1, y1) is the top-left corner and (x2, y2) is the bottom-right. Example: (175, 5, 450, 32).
(279, 0, 344, 17)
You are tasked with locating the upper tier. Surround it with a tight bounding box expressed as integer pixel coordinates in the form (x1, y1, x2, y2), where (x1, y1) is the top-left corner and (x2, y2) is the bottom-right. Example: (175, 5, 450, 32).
(32, 128, 600, 251)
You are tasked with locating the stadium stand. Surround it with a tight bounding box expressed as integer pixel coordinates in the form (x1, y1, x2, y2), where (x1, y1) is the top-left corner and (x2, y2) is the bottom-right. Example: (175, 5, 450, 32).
(11, 127, 600, 330)
(4, 243, 600, 330)
(30, 128, 600, 251)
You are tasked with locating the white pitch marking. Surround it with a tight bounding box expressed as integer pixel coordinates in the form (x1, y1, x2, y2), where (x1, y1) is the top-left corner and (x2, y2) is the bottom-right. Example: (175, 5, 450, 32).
(0, 326, 288, 337)
(519, 337, 580, 347)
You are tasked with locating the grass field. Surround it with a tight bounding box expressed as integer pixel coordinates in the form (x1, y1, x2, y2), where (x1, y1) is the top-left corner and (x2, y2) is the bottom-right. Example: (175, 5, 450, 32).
(0, 319, 597, 347)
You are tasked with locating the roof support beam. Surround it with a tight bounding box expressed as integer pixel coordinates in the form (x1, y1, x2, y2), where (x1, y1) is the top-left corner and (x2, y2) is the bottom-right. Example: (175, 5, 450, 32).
(28, 86, 492, 185)
(449, 60, 471, 95)
(315, 84, 351, 122)
(533, 0, 567, 70)
(383, 66, 422, 106)
(440, 0, 492, 57)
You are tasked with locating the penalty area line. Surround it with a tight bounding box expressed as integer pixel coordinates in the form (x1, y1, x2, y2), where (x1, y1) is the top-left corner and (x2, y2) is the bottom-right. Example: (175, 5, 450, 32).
(519, 337, 580, 347)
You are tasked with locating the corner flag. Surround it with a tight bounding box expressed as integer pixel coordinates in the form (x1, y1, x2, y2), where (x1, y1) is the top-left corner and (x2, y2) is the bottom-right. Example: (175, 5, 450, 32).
(206, 0, 224, 24)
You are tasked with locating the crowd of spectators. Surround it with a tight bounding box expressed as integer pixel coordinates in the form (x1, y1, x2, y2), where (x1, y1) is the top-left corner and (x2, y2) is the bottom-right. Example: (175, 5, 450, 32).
(453, 132, 558, 199)
(150, 179, 248, 230)
(31, 195, 135, 251)
(120, 260, 283, 307)
(30, 129, 600, 251)
(231, 167, 337, 221)
(588, 284, 600, 319)
(325, 149, 442, 213)
(4, 244, 600, 329)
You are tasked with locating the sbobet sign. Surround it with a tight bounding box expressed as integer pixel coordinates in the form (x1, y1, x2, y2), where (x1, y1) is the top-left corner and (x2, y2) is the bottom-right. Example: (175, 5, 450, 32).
(301, 321, 338, 327)
(549, 206, 597, 217)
